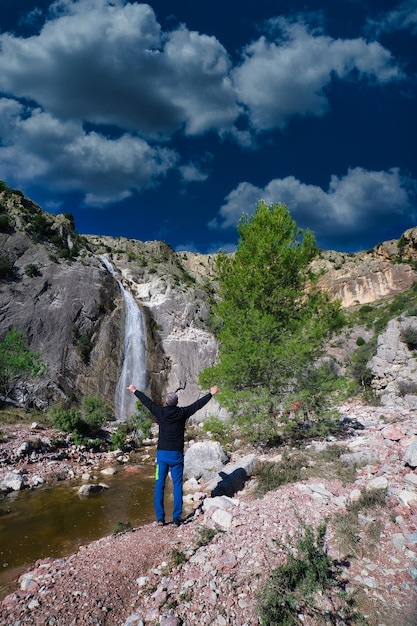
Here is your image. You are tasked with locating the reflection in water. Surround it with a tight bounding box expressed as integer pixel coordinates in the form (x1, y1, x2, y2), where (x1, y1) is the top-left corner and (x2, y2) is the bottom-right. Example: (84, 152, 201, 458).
(0, 466, 172, 598)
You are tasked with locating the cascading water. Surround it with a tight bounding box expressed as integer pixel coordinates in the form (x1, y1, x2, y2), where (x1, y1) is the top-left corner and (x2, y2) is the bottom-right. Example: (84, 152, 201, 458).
(100, 256, 147, 420)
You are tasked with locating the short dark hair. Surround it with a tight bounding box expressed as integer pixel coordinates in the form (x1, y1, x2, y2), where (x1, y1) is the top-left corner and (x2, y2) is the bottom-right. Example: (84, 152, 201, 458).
(166, 392, 178, 406)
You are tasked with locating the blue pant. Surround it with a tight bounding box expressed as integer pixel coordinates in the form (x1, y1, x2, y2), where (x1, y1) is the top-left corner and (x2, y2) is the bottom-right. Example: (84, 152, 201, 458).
(154, 450, 184, 521)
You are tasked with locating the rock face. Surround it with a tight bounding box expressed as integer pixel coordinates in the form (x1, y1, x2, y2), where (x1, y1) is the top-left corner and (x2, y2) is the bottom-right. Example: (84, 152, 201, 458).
(0, 190, 123, 410)
(86, 236, 221, 417)
(369, 316, 417, 408)
(0, 190, 220, 415)
(312, 248, 417, 308)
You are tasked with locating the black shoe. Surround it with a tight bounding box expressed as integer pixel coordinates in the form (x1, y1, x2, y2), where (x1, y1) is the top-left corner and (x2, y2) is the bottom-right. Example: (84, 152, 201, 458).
(157, 519, 165, 527)
(171, 518, 182, 527)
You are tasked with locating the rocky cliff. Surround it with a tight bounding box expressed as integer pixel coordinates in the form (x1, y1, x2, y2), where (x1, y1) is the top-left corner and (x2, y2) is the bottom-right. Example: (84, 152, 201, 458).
(311, 229, 417, 307)
(0, 185, 416, 415)
(0, 189, 123, 410)
(0, 187, 220, 416)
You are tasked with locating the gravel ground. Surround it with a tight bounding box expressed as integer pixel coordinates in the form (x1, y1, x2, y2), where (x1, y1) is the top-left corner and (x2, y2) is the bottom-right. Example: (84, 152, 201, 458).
(1, 402, 417, 625)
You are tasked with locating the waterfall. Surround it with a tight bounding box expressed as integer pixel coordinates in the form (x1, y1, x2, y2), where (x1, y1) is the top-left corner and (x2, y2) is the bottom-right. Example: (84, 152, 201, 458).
(100, 256, 147, 420)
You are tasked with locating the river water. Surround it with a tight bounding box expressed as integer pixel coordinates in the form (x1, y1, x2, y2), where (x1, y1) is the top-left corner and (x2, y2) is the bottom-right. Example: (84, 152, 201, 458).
(0, 257, 156, 598)
(0, 465, 170, 598)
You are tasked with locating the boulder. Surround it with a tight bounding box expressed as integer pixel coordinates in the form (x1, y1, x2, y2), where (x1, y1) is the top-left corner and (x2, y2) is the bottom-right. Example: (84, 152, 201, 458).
(78, 483, 108, 496)
(1, 471, 26, 491)
(184, 441, 229, 481)
(366, 476, 388, 491)
(404, 440, 417, 468)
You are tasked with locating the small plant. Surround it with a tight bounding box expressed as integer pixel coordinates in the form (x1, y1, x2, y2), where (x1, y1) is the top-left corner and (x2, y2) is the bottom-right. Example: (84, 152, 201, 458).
(81, 395, 113, 433)
(25, 263, 40, 277)
(112, 521, 132, 535)
(397, 379, 417, 397)
(202, 415, 229, 443)
(171, 548, 187, 566)
(0, 255, 15, 279)
(356, 336, 366, 346)
(400, 325, 417, 350)
(49, 403, 83, 433)
(334, 488, 387, 558)
(194, 525, 223, 549)
(254, 453, 305, 496)
(257, 521, 366, 625)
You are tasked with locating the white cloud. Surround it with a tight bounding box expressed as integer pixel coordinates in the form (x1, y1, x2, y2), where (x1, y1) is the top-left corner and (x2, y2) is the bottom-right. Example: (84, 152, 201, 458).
(0, 0, 238, 137)
(179, 162, 209, 184)
(368, 0, 417, 35)
(211, 168, 416, 248)
(0, 1, 409, 214)
(0, 98, 178, 204)
(232, 18, 402, 131)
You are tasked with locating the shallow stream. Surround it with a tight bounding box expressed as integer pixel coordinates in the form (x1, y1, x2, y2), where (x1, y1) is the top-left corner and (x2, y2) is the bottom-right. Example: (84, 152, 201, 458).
(0, 465, 170, 598)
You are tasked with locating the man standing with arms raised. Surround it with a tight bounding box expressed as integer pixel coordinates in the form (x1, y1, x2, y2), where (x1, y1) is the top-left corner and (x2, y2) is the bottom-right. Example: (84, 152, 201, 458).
(127, 384, 218, 527)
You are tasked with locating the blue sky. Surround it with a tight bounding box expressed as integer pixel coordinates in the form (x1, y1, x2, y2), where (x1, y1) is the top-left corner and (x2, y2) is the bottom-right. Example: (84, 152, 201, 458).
(0, 0, 416, 253)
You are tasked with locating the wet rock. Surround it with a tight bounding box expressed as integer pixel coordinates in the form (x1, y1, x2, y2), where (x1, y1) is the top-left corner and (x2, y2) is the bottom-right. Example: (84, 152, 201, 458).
(1, 471, 26, 491)
(100, 467, 117, 476)
(77, 483, 108, 496)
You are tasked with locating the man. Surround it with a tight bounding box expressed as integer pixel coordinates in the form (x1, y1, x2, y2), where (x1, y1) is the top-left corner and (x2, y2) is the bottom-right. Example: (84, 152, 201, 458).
(127, 383, 218, 527)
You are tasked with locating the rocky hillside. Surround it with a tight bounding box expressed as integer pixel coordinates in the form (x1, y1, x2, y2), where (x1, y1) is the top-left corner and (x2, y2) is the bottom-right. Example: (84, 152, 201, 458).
(1, 184, 417, 414)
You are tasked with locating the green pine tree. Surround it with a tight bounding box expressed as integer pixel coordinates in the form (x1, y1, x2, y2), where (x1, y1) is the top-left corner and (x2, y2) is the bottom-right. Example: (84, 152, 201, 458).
(201, 201, 344, 440)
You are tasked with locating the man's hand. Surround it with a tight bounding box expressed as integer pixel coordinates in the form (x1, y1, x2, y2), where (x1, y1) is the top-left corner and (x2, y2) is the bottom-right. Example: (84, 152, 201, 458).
(127, 384, 137, 393)
(210, 385, 218, 395)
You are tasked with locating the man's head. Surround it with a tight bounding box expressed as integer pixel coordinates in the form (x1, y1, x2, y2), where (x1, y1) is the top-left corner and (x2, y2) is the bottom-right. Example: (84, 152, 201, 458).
(166, 392, 178, 406)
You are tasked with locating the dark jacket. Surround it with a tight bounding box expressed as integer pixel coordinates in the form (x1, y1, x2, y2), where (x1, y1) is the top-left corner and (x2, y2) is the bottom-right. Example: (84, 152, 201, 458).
(134, 390, 213, 452)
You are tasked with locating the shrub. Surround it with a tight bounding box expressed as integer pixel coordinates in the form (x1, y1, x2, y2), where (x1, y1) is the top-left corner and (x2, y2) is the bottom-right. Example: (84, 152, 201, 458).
(25, 263, 40, 277)
(356, 336, 366, 346)
(202, 416, 229, 443)
(397, 380, 417, 397)
(254, 453, 305, 496)
(0, 213, 10, 232)
(400, 325, 417, 350)
(111, 427, 127, 450)
(112, 521, 132, 535)
(110, 406, 152, 449)
(0, 328, 46, 404)
(334, 487, 387, 558)
(348, 337, 377, 390)
(72, 328, 92, 364)
(81, 395, 113, 433)
(49, 403, 83, 433)
(257, 521, 365, 625)
(0, 255, 14, 279)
